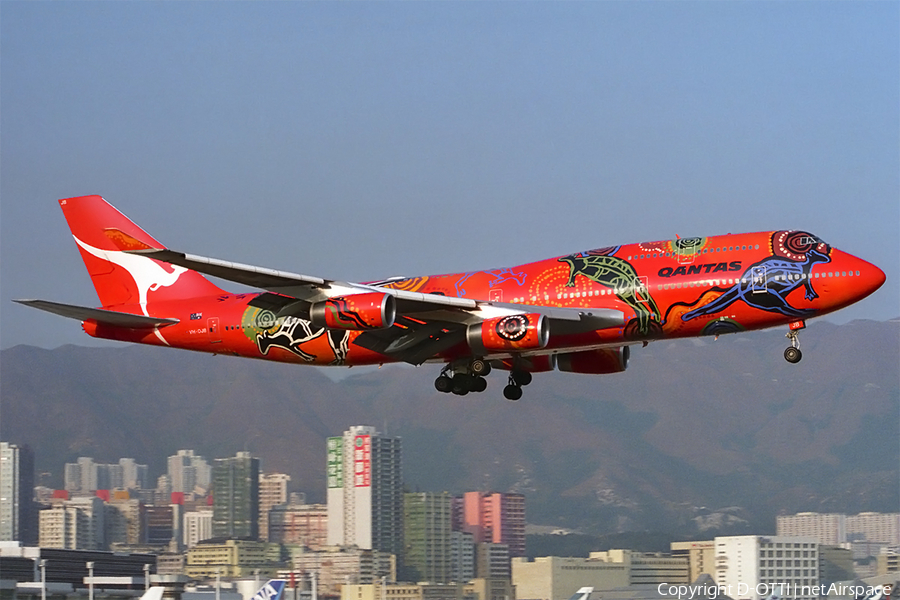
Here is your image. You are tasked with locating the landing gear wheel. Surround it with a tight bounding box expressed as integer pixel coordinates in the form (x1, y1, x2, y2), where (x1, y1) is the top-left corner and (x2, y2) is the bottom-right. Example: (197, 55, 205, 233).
(472, 377, 488, 393)
(471, 359, 491, 376)
(434, 375, 452, 393)
(784, 347, 802, 364)
(784, 327, 803, 364)
(451, 373, 473, 395)
(511, 370, 532, 386)
(503, 384, 523, 401)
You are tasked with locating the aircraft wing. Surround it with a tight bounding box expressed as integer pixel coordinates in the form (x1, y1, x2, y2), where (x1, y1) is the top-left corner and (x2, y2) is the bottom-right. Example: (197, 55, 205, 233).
(13, 299, 179, 328)
(132, 249, 479, 310)
(132, 248, 624, 364)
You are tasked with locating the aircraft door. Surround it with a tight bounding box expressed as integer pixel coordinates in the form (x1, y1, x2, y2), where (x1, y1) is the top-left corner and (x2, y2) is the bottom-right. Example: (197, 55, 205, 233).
(208, 317, 221, 342)
(751, 267, 767, 294)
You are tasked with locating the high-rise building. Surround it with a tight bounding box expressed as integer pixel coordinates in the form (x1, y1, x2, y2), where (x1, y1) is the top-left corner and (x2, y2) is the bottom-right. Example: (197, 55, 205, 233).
(168, 450, 212, 494)
(0, 442, 36, 544)
(64, 463, 81, 492)
(455, 492, 525, 558)
(326, 426, 402, 555)
(259, 472, 290, 541)
(63, 457, 148, 493)
(118, 458, 148, 489)
(671, 540, 716, 581)
(144, 504, 176, 546)
(106, 497, 143, 546)
(715, 535, 819, 600)
(403, 492, 453, 583)
(450, 531, 475, 583)
(38, 496, 106, 550)
(775, 512, 900, 547)
(212, 451, 260, 539)
(777, 513, 847, 546)
(183, 508, 214, 548)
(268, 502, 328, 548)
(475, 542, 510, 579)
(65, 457, 100, 492)
(846, 513, 900, 546)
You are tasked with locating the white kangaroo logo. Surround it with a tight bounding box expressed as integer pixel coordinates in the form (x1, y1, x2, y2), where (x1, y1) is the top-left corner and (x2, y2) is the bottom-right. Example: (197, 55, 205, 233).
(74, 235, 186, 344)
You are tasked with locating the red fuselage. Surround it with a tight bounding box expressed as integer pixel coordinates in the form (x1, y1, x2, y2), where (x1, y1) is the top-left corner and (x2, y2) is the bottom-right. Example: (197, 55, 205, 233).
(84, 230, 885, 368)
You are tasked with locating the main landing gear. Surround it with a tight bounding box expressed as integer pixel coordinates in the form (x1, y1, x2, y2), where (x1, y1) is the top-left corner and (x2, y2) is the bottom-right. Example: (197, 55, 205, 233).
(434, 359, 492, 396)
(503, 370, 532, 401)
(434, 359, 533, 400)
(784, 320, 805, 364)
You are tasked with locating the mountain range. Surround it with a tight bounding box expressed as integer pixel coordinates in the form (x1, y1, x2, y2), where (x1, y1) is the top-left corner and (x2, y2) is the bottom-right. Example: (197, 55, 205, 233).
(1, 318, 897, 536)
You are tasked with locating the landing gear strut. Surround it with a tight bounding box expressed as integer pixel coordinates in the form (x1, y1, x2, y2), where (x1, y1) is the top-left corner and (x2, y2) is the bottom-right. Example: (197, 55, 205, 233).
(502, 370, 532, 401)
(784, 320, 805, 364)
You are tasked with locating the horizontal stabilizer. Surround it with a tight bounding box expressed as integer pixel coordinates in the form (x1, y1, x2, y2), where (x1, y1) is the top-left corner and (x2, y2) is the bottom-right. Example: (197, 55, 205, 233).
(14, 299, 179, 328)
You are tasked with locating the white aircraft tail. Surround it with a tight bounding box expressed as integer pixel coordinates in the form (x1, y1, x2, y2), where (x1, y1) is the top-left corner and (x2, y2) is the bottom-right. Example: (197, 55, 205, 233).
(140, 588, 164, 600)
(249, 580, 287, 600)
(566, 587, 594, 600)
(763, 584, 784, 600)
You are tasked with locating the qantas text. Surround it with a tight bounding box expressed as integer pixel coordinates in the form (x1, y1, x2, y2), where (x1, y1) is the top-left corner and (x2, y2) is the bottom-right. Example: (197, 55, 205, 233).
(658, 262, 742, 278)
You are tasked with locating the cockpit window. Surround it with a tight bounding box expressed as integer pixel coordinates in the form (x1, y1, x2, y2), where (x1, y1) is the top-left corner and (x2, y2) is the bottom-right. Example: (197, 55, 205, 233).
(800, 234, 825, 245)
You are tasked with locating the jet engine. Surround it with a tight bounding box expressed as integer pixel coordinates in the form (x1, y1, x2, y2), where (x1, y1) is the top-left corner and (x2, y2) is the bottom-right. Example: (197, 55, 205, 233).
(467, 313, 549, 354)
(556, 346, 629, 374)
(310, 292, 396, 330)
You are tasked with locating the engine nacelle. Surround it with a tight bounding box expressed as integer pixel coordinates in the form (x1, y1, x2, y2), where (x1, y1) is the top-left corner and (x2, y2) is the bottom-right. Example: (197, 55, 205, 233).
(467, 313, 549, 354)
(556, 346, 629, 374)
(310, 292, 396, 330)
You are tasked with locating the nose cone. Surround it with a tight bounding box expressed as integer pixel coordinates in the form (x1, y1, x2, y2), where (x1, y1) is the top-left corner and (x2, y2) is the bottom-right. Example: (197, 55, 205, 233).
(832, 249, 887, 307)
(854, 255, 887, 299)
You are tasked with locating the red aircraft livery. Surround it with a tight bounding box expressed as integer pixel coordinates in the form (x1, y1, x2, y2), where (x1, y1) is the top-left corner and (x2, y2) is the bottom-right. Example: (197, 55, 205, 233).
(17, 195, 886, 400)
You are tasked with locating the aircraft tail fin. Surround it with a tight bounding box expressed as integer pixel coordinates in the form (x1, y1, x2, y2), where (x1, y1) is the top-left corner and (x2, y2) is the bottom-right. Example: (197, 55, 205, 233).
(139, 588, 165, 600)
(566, 588, 594, 600)
(59, 195, 225, 308)
(249, 580, 287, 600)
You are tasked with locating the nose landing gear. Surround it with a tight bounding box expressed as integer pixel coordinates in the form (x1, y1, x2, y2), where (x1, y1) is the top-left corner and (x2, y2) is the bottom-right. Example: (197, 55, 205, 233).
(784, 320, 805, 364)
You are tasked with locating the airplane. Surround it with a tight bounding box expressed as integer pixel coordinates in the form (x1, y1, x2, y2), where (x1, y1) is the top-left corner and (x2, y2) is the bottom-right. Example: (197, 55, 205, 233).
(249, 580, 286, 600)
(565, 587, 594, 600)
(139, 589, 165, 600)
(15, 195, 886, 400)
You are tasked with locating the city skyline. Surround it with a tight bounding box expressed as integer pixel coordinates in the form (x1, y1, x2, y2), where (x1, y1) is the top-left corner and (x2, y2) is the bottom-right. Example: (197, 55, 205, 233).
(2, 316, 896, 537)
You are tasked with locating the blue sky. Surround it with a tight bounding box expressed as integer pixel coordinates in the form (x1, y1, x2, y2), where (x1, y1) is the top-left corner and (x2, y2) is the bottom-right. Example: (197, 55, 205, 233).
(2, 1, 897, 349)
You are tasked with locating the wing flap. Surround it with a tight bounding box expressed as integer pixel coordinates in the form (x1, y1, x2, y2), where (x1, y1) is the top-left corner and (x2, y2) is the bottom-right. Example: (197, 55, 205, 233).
(353, 318, 467, 365)
(14, 299, 179, 328)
